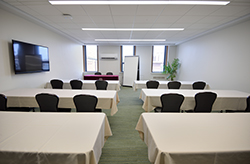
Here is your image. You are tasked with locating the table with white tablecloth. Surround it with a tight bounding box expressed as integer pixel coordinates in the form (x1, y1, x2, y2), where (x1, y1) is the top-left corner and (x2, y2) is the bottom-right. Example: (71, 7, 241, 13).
(45, 80, 120, 91)
(0, 112, 112, 164)
(140, 89, 249, 112)
(135, 113, 250, 164)
(133, 80, 210, 91)
(3, 88, 119, 116)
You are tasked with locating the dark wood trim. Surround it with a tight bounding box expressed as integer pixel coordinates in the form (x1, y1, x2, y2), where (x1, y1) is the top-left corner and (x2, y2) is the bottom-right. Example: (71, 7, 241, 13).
(97, 45, 99, 71)
(83, 45, 86, 72)
(120, 46, 122, 72)
(165, 46, 168, 66)
(151, 46, 153, 72)
(134, 46, 136, 56)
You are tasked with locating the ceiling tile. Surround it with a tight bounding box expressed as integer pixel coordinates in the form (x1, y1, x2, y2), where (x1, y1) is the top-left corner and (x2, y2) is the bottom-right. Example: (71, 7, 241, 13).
(151, 23, 172, 28)
(136, 5, 165, 15)
(94, 23, 115, 28)
(45, 15, 74, 23)
(130, 31, 147, 38)
(161, 5, 193, 15)
(56, 23, 79, 28)
(133, 23, 153, 28)
(14, 5, 40, 16)
(26, 5, 61, 16)
(55, 6, 87, 16)
(82, 5, 111, 16)
(90, 15, 113, 23)
(197, 16, 228, 24)
(110, 5, 137, 15)
(175, 16, 203, 24)
(155, 16, 182, 24)
(185, 6, 222, 16)
(2, 0, 250, 45)
(134, 16, 158, 23)
(112, 16, 135, 23)
(114, 23, 133, 28)
(210, 6, 250, 16)
(71, 16, 93, 23)
(76, 23, 97, 28)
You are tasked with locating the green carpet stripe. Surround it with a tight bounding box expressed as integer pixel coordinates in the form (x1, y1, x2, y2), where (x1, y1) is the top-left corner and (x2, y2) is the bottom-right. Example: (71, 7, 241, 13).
(99, 87, 151, 164)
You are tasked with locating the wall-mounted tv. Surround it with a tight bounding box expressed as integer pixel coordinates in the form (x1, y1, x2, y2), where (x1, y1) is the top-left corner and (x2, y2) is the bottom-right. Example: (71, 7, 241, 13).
(12, 40, 50, 74)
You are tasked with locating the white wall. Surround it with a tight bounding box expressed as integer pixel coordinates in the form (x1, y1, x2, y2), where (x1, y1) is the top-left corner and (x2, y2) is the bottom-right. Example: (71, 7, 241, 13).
(95, 45, 171, 82)
(136, 46, 152, 80)
(176, 19, 250, 93)
(99, 46, 120, 75)
(0, 8, 83, 92)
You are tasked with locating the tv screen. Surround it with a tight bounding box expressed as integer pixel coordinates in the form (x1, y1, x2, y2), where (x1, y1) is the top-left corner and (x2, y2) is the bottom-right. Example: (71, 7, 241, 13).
(12, 40, 50, 74)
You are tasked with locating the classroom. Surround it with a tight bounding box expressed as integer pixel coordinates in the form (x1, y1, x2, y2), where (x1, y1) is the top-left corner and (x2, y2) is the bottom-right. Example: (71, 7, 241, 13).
(0, 0, 250, 164)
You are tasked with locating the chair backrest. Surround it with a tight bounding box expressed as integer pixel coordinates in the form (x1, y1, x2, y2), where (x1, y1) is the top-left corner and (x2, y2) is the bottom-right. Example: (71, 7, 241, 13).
(73, 94, 98, 112)
(95, 72, 102, 75)
(50, 79, 63, 89)
(70, 79, 83, 89)
(194, 92, 217, 112)
(0, 94, 7, 111)
(146, 80, 159, 89)
(167, 81, 181, 89)
(192, 81, 206, 90)
(160, 93, 184, 112)
(106, 72, 113, 75)
(95, 80, 108, 90)
(35, 93, 59, 112)
(245, 96, 250, 112)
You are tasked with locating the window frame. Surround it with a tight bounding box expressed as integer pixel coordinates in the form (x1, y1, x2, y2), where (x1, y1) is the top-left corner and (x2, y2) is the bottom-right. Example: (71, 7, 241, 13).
(151, 45, 168, 73)
(83, 45, 99, 72)
(120, 45, 136, 72)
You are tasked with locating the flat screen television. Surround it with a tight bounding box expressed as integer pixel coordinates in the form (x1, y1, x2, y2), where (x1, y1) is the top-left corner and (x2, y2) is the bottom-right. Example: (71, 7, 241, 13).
(12, 40, 50, 74)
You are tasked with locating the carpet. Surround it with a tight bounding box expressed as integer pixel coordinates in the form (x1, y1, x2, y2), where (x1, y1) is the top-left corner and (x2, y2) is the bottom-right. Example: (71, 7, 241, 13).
(99, 86, 151, 164)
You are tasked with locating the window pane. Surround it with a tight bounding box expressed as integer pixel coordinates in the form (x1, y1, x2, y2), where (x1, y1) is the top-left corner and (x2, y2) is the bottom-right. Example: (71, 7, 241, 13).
(152, 45, 165, 72)
(122, 45, 134, 71)
(86, 45, 97, 72)
(122, 45, 134, 62)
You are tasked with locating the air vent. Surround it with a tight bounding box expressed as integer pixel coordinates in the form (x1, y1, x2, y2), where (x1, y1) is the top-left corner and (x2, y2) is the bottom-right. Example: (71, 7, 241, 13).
(100, 54, 117, 60)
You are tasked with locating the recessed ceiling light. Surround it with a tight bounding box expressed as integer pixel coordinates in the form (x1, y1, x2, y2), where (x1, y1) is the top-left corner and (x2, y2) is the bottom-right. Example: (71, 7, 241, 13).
(95, 39, 166, 42)
(49, 1, 230, 5)
(82, 28, 184, 31)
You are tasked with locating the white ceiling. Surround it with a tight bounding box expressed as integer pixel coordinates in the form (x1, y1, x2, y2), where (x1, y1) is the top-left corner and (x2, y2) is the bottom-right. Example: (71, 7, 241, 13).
(1, 0, 250, 45)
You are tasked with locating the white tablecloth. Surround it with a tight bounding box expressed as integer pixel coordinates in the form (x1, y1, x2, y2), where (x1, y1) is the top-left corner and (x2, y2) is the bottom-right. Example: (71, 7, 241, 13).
(135, 113, 250, 164)
(140, 89, 249, 112)
(45, 80, 120, 91)
(133, 80, 210, 91)
(3, 88, 119, 116)
(0, 112, 112, 164)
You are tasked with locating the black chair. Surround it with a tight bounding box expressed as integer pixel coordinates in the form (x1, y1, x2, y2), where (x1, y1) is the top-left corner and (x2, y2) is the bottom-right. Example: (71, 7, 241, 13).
(95, 80, 108, 90)
(167, 81, 181, 89)
(192, 81, 206, 90)
(50, 79, 63, 89)
(73, 94, 102, 112)
(183, 92, 217, 113)
(224, 96, 250, 113)
(154, 93, 184, 112)
(146, 80, 159, 89)
(0, 94, 34, 112)
(106, 72, 113, 75)
(35, 93, 59, 112)
(70, 79, 83, 89)
(0, 94, 7, 111)
(95, 72, 102, 75)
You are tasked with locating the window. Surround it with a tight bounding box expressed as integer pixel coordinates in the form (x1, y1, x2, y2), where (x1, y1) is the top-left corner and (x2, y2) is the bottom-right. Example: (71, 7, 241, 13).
(152, 45, 167, 72)
(121, 45, 135, 72)
(84, 45, 98, 72)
